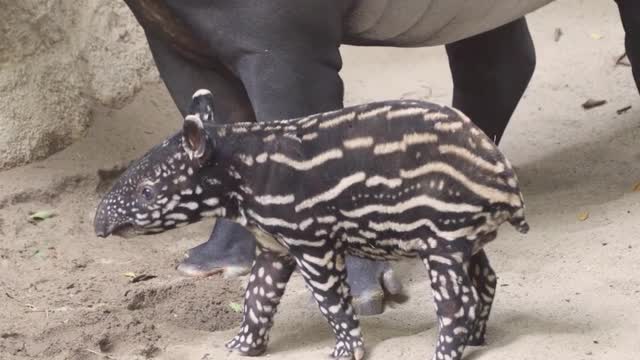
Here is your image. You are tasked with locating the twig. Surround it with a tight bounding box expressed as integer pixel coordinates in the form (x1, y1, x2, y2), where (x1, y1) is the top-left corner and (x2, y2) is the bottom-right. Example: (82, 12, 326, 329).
(617, 105, 632, 115)
(554, 28, 563, 42)
(84, 349, 116, 359)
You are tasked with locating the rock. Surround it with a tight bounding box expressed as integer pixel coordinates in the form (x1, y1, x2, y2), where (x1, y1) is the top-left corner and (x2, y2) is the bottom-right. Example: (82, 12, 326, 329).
(0, 0, 158, 169)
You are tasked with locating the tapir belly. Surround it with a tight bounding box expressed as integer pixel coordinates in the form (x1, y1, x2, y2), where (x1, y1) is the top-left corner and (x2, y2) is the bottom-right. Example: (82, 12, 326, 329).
(344, 0, 554, 46)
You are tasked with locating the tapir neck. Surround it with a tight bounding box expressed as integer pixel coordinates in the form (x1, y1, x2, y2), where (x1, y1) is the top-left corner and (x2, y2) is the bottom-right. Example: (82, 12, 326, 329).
(206, 121, 299, 222)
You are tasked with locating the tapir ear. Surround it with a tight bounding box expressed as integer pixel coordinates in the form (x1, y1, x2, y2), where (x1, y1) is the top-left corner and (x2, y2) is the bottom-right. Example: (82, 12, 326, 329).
(188, 89, 215, 123)
(183, 114, 207, 160)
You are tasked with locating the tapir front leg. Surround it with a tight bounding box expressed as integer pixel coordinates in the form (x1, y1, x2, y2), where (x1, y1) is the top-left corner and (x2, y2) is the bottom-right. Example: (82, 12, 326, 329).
(289, 244, 364, 360)
(226, 246, 296, 356)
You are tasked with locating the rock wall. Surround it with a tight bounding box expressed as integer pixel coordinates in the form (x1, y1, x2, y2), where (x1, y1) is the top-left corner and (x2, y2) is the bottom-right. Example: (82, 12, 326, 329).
(0, 0, 158, 169)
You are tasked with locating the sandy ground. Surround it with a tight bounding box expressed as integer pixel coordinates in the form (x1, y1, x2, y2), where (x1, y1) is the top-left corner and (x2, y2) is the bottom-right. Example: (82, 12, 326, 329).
(1, 0, 640, 359)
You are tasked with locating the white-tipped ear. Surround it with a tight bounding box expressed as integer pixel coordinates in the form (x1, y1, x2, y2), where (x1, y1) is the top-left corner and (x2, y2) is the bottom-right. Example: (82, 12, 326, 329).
(183, 115, 207, 160)
(189, 89, 215, 123)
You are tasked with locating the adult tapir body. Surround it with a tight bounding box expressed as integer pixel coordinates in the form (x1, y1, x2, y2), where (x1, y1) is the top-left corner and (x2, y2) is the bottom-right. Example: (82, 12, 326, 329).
(122, 0, 640, 315)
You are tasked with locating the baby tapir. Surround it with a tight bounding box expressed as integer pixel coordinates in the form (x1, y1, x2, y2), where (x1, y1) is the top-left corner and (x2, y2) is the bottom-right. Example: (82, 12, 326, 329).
(94, 89, 528, 360)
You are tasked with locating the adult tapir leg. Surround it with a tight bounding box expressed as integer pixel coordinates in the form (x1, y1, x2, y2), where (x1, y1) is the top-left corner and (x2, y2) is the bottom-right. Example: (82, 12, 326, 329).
(128, 0, 403, 315)
(616, 0, 640, 92)
(227, 20, 404, 316)
(133, 30, 261, 278)
(446, 18, 536, 144)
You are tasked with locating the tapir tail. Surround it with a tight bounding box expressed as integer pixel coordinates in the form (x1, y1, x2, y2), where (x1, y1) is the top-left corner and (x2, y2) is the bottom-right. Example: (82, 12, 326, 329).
(509, 207, 529, 234)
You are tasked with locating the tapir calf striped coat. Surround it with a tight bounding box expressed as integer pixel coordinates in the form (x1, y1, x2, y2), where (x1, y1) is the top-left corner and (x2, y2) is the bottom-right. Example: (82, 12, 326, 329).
(94, 89, 528, 360)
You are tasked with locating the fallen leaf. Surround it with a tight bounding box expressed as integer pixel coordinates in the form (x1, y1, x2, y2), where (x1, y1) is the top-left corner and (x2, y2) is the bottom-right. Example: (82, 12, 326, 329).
(229, 302, 242, 313)
(123, 272, 136, 278)
(633, 182, 640, 192)
(577, 211, 589, 221)
(590, 33, 604, 40)
(32, 249, 44, 258)
(28, 210, 56, 223)
(582, 99, 607, 110)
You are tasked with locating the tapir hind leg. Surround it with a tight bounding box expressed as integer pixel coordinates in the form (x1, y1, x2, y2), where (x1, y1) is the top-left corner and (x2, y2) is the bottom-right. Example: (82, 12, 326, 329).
(127, 0, 405, 315)
(422, 250, 478, 360)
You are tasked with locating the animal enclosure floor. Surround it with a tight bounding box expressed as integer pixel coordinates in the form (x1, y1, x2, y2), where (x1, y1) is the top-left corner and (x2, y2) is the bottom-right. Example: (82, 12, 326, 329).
(1, 0, 639, 359)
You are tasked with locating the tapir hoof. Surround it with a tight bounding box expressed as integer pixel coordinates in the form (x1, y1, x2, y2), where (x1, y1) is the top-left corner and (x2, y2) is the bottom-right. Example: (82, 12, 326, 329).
(330, 346, 366, 360)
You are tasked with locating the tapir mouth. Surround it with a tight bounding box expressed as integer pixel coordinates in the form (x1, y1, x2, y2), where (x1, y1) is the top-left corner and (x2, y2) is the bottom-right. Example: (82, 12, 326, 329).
(95, 221, 140, 239)
(111, 223, 140, 239)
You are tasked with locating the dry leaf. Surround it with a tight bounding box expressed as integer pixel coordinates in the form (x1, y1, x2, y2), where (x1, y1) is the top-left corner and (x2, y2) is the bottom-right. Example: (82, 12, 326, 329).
(617, 105, 632, 115)
(554, 28, 563, 42)
(633, 182, 640, 192)
(123, 272, 136, 278)
(28, 210, 56, 223)
(590, 33, 603, 40)
(229, 302, 242, 313)
(582, 99, 607, 110)
(577, 211, 589, 221)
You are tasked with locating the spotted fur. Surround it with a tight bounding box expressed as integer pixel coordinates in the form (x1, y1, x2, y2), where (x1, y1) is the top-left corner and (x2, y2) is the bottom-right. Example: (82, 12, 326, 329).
(95, 89, 528, 360)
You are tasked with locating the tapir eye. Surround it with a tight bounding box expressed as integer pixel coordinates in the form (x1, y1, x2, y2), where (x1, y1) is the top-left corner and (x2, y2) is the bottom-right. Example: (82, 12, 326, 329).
(141, 187, 153, 200)
(137, 182, 156, 202)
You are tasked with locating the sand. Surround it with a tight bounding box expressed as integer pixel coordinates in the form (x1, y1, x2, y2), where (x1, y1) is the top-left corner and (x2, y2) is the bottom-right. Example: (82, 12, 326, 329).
(1, 1, 639, 359)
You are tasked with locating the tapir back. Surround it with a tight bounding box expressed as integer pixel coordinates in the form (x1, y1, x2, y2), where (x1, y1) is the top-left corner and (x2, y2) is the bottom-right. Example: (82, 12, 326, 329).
(227, 100, 527, 254)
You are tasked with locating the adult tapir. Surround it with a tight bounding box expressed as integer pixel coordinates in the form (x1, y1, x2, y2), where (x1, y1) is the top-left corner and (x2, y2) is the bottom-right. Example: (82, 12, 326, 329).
(122, 0, 640, 316)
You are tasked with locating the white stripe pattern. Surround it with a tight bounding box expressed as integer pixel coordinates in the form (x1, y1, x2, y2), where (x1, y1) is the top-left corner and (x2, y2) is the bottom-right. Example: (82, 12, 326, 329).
(295, 172, 366, 212)
(254, 194, 295, 205)
(368, 219, 474, 241)
(365, 175, 402, 189)
(435, 122, 464, 132)
(357, 105, 391, 120)
(319, 112, 356, 129)
(343, 137, 374, 149)
(400, 162, 519, 206)
(283, 237, 326, 248)
(340, 195, 482, 218)
(247, 209, 298, 230)
(373, 132, 438, 155)
(438, 145, 505, 173)
(270, 149, 343, 171)
(386, 107, 426, 119)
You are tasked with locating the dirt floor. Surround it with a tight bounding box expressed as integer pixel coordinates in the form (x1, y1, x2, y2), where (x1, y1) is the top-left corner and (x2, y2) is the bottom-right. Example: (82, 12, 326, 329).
(1, 1, 640, 359)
